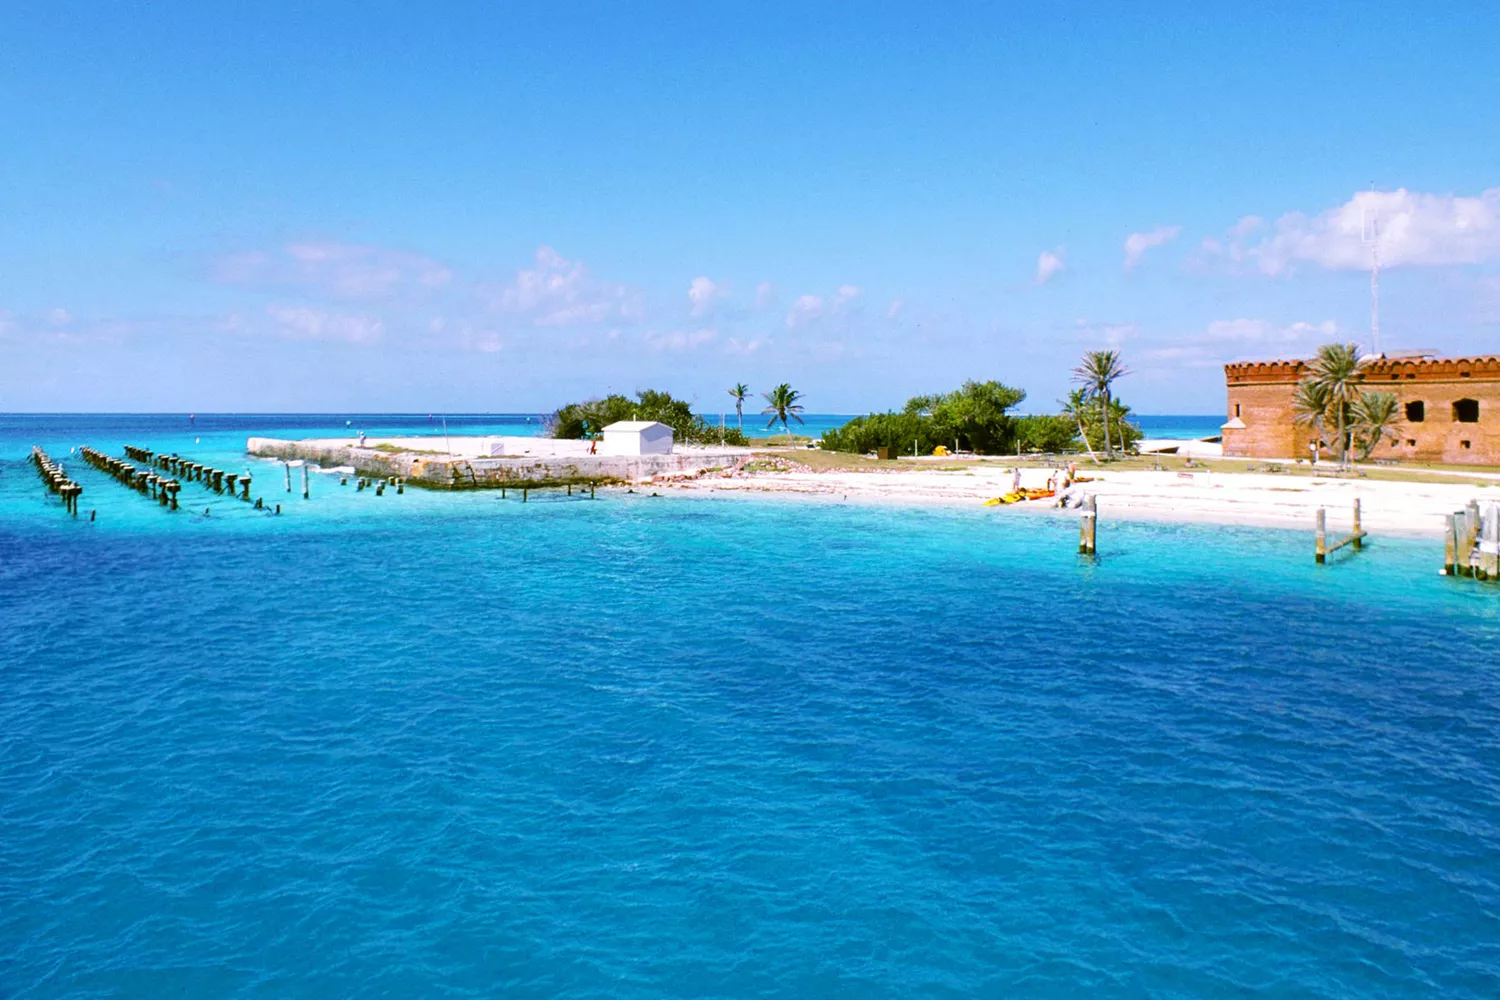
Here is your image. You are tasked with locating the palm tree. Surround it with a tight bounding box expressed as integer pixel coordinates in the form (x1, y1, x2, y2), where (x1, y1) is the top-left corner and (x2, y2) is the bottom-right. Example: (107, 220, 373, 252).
(1352, 391, 1403, 461)
(1306, 342, 1368, 466)
(761, 383, 805, 444)
(728, 383, 750, 433)
(1290, 378, 1331, 465)
(1072, 350, 1130, 458)
(1060, 389, 1100, 463)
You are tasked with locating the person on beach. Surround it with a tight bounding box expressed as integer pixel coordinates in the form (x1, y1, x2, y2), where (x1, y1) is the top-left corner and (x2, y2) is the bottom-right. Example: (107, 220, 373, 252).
(1011, 467, 1022, 493)
(358, 431, 367, 447)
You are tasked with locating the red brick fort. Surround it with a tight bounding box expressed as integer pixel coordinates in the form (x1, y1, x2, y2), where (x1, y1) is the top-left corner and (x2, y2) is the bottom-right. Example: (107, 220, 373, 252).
(1221, 354, 1500, 464)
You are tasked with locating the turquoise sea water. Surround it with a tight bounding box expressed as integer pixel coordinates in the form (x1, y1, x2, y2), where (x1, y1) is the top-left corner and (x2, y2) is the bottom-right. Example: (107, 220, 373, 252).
(3, 415, 1498, 998)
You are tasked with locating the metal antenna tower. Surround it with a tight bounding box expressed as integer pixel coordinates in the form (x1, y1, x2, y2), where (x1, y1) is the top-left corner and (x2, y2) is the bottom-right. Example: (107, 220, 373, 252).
(1360, 184, 1381, 356)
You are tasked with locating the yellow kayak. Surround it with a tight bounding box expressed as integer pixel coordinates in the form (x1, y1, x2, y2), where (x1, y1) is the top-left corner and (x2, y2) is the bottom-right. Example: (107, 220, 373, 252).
(985, 489, 1055, 505)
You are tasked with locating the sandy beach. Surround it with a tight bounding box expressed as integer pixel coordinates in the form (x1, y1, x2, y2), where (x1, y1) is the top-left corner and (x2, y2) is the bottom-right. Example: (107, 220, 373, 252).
(660, 456, 1498, 538)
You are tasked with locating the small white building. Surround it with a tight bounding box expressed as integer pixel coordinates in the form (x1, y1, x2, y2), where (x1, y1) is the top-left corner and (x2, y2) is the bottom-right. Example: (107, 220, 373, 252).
(600, 420, 674, 456)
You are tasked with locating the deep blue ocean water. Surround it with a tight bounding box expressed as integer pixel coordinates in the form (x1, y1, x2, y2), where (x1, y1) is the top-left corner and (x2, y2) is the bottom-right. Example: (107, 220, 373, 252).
(2, 415, 1498, 998)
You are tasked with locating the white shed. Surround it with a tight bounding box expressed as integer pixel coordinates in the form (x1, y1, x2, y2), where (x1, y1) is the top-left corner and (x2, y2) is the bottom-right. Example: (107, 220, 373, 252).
(600, 420, 674, 456)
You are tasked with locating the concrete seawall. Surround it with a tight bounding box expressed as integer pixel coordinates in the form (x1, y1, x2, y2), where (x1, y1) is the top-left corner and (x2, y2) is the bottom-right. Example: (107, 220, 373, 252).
(246, 437, 750, 489)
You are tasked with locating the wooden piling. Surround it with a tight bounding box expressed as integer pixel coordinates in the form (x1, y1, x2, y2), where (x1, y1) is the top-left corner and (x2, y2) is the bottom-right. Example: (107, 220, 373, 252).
(1315, 508, 1327, 564)
(1078, 495, 1097, 556)
(590, 481, 596, 499)
(1456, 508, 1477, 577)
(1444, 513, 1459, 575)
(301, 464, 309, 500)
(1480, 504, 1500, 581)
(284, 461, 292, 492)
(1352, 498, 1362, 551)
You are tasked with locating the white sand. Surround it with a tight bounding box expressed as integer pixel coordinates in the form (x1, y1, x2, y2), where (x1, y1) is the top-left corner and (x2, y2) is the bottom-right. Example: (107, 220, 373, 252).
(665, 462, 1496, 538)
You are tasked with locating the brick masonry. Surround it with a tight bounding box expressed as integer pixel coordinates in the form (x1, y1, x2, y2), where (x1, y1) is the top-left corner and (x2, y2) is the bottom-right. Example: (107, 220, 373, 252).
(1222, 356, 1500, 464)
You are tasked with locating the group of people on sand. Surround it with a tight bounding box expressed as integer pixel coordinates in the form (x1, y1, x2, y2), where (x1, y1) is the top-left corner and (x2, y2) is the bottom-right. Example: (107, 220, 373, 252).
(1010, 462, 1079, 493)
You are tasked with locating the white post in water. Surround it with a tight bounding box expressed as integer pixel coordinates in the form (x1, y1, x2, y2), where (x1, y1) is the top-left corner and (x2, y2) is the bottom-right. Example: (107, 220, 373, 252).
(284, 461, 292, 492)
(301, 463, 309, 500)
(1480, 503, 1500, 581)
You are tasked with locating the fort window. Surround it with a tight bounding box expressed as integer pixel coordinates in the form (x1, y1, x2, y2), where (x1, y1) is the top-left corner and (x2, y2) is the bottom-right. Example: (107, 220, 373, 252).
(1406, 439, 1417, 446)
(1234, 403, 1241, 418)
(1461, 440, 1472, 450)
(1454, 398, 1480, 423)
(1405, 400, 1425, 422)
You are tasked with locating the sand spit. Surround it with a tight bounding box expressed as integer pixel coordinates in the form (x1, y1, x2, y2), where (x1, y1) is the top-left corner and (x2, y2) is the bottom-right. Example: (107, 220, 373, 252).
(653, 457, 1497, 538)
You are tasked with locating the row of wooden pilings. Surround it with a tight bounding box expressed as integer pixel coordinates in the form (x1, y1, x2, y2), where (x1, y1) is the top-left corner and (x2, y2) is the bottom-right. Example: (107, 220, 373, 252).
(348, 475, 403, 496)
(129, 446, 261, 505)
(1443, 500, 1500, 580)
(31, 447, 83, 515)
(80, 447, 180, 510)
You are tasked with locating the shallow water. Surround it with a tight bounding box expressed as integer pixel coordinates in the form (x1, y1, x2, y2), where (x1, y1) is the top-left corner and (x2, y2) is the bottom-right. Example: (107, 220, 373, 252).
(2, 416, 1498, 997)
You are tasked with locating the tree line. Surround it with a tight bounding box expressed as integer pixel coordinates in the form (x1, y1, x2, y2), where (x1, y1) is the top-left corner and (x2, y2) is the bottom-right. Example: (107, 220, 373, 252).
(821, 350, 1138, 457)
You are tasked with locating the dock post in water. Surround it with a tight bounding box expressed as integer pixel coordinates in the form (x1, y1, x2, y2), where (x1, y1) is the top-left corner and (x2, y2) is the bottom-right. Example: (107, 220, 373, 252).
(284, 461, 292, 493)
(1480, 505, 1500, 581)
(302, 464, 309, 500)
(1456, 508, 1477, 577)
(1352, 498, 1362, 551)
(1078, 495, 1097, 556)
(1444, 513, 1460, 575)
(1315, 509, 1327, 564)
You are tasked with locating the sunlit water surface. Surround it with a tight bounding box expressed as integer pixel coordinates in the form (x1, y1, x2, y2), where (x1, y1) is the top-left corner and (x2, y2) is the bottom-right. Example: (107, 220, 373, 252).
(2, 415, 1497, 998)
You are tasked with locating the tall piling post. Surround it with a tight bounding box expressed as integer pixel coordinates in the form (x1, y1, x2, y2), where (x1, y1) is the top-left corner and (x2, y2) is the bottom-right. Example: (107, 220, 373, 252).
(1456, 508, 1477, 577)
(1352, 498, 1363, 551)
(1445, 513, 1459, 575)
(1078, 495, 1097, 556)
(1481, 504, 1500, 581)
(1315, 508, 1327, 564)
(302, 464, 309, 500)
(284, 461, 292, 493)
(241, 476, 252, 501)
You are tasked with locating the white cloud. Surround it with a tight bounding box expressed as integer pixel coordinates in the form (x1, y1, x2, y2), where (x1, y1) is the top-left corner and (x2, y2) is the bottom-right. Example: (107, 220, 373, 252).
(214, 241, 451, 299)
(1076, 319, 1137, 347)
(487, 246, 643, 327)
(1138, 317, 1341, 369)
(266, 306, 384, 344)
(724, 336, 768, 355)
(48, 308, 72, 326)
(786, 294, 824, 328)
(645, 328, 717, 352)
(1204, 318, 1339, 345)
(835, 284, 861, 303)
(1035, 247, 1066, 285)
(1242, 187, 1500, 276)
(687, 276, 726, 317)
(753, 281, 776, 310)
(887, 298, 904, 320)
(1123, 225, 1182, 270)
(1228, 215, 1264, 239)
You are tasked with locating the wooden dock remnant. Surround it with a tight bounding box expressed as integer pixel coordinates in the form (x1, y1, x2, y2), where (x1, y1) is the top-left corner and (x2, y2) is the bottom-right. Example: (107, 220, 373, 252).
(1446, 500, 1500, 581)
(30, 447, 83, 515)
(1315, 499, 1367, 564)
(80, 446, 179, 510)
(1078, 494, 1097, 556)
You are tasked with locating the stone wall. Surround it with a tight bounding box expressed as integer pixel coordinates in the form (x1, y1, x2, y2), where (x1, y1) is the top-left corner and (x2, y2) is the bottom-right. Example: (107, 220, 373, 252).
(246, 438, 748, 488)
(1222, 356, 1500, 463)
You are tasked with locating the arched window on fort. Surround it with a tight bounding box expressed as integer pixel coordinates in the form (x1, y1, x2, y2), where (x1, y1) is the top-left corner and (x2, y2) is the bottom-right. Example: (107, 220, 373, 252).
(1454, 399, 1480, 423)
(1405, 401, 1425, 422)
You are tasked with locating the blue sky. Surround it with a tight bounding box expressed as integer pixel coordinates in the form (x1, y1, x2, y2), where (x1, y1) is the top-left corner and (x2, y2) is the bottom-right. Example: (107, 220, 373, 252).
(3, 2, 1498, 414)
